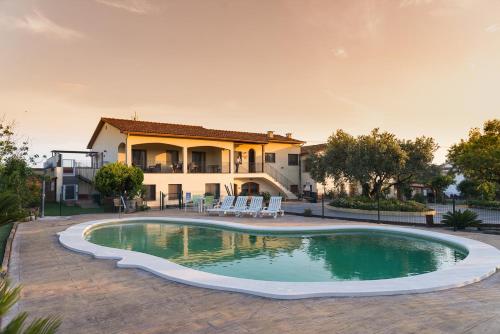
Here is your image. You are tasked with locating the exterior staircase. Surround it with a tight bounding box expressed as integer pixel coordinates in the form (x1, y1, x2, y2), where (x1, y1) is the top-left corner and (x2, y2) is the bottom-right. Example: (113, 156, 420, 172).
(235, 164, 298, 200)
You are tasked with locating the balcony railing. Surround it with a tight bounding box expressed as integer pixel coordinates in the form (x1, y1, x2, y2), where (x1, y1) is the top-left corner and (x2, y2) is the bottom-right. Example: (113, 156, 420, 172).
(188, 162, 230, 174)
(235, 163, 264, 174)
(134, 162, 184, 174)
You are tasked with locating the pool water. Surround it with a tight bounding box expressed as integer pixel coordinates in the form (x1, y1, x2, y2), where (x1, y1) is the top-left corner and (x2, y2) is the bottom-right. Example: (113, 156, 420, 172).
(85, 222, 468, 282)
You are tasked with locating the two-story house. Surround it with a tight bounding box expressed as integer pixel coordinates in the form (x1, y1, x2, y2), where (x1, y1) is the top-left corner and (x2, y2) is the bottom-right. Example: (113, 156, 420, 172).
(79, 117, 304, 207)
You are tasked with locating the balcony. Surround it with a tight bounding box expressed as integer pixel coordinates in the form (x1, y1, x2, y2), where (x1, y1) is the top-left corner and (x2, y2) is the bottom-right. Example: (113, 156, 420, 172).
(188, 162, 230, 174)
(234, 162, 263, 174)
(130, 144, 231, 174)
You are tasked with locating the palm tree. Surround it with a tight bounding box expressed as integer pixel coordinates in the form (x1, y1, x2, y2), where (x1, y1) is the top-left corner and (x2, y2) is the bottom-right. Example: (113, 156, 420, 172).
(0, 279, 60, 333)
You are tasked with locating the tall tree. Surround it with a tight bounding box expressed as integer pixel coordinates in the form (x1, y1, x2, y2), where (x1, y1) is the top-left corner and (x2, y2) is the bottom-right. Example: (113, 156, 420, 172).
(312, 129, 436, 199)
(448, 119, 500, 186)
(391, 137, 438, 200)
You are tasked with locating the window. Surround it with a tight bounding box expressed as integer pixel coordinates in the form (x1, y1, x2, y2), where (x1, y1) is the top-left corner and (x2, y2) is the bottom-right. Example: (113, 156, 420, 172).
(144, 185, 156, 201)
(288, 154, 299, 166)
(205, 183, 220, 198)
(265, 153, 276, 163)
(303, 158, 311, 172)
(290, 185, 299, 194)
(168, 184, 182, 200)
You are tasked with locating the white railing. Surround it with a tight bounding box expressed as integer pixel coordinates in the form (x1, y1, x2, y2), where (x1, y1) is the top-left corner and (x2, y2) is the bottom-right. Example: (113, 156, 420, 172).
(76, 167, 99, 183)
(263, 164, 296, 193)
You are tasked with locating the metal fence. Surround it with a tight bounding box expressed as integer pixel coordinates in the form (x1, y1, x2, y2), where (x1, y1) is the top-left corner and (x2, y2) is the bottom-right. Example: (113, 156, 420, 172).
(282, 197, 500, 227)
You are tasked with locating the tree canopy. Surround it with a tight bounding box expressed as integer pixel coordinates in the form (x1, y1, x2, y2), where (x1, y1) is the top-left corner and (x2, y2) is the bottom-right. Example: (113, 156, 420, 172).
(311, 128, 437, 199)
(0, 119, 41, 224)
(448, 119, 500, 185)
(448, 119, 499, 200)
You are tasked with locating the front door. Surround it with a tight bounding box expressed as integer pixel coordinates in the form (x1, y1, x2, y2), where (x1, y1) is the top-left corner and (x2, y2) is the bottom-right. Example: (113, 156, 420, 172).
(249, 149, 255, 173)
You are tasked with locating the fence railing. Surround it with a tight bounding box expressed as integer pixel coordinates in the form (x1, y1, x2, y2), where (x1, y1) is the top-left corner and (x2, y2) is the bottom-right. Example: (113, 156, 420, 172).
(282, 197, 500, 226)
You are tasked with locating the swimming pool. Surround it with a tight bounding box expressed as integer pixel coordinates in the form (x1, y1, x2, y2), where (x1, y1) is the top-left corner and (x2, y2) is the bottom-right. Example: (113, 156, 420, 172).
(59, 217, 500, 299)
(85, 221, 467, 282)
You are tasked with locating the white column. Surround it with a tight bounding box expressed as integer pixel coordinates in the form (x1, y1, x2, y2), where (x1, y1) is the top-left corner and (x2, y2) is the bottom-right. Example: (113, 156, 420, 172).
(126, 142, 132, 166)
(183, 146, 188, 173)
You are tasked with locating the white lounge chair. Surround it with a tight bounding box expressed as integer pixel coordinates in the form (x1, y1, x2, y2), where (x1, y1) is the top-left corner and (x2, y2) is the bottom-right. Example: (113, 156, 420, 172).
(206, 196, 235, 215)
(237, 196, 263, 217)
(260, 196, 284, 219)
(224, 196, 248, 215)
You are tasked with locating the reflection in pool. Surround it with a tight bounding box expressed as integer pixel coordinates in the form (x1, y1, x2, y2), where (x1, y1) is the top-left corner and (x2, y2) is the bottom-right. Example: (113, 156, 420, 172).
(85, 222, 468, 282)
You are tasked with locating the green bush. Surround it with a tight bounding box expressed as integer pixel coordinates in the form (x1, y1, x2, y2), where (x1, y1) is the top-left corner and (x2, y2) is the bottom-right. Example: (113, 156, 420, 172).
(329, 196, 430, 212)
(441, 209, 482, 230)
(303, 208, 313, 216)
(0, 192, 25, 225)
(259, 191, 271, 203)
(412, 193, 427, 204)
(467, 200, 500, 211)
(94, 162, 144, 199)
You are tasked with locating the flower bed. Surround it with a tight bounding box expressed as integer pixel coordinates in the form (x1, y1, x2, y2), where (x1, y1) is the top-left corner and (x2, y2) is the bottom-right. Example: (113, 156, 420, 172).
(329, 197, 430, 212)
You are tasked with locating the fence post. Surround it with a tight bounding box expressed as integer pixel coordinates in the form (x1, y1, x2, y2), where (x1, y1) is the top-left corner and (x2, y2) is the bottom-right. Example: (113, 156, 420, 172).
(41, 180, 45, 218)
(377, 189, 381, 223)
(452, 197, 456, 214)
(59, 186, 63, 216)
(321, 194, 325, 219)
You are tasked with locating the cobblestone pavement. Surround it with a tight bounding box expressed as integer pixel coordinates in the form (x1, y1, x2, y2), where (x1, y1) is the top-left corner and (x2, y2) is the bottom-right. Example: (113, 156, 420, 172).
(7, 210, 500, 334)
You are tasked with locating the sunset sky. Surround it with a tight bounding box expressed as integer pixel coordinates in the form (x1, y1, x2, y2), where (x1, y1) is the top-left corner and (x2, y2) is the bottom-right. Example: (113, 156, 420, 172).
(1, 0, 499, 163)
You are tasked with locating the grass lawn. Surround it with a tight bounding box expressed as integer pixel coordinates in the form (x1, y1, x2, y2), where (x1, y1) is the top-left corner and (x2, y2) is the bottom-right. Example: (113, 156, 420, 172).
(44, 202, 106, 216)
(0, 223, 14, 261)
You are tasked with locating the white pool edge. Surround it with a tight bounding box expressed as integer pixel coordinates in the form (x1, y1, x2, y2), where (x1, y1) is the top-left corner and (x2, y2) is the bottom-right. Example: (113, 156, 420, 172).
(58, 217, 500, 299)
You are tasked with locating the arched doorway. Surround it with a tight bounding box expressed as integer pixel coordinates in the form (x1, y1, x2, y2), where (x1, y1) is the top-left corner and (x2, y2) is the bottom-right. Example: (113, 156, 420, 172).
(241, 182, 260, 195)
(248, 149, 255, 173)
(117, 143, 126, 163)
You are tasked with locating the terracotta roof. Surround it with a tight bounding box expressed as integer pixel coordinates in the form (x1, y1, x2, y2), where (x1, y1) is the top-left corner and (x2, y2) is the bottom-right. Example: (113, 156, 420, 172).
(87, 117, 304, 148)
(300, 143, 327, 155)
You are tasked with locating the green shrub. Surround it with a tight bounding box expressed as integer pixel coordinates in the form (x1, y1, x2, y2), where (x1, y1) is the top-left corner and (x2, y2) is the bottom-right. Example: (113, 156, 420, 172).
(412, 193, 427, 204)
(0, 192, 26, 225)
(303, 208, 313, 216)
(259, 191, 271, 203)
(329, 196, 429, 212)
(467, 200, 500, 211)
(94, 162, 144, 199)
(441, 209, 482, 230)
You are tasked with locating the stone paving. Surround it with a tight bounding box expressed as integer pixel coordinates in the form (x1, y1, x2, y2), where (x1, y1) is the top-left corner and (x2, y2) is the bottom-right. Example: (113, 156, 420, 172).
(7, 210, 500, 334)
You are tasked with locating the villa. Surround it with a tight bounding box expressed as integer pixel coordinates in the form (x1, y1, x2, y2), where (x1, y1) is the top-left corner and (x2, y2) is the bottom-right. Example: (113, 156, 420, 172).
(44, 117, 305, 207)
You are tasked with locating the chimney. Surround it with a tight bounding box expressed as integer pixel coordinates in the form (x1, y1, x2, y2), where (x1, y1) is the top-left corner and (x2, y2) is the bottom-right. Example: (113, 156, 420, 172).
(286, 133, 292, 139)
(267, 131, 274, 139)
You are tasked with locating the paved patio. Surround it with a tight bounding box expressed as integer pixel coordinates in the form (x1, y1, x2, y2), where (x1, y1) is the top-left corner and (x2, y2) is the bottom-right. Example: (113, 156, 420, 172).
(7, 210, 500, 334)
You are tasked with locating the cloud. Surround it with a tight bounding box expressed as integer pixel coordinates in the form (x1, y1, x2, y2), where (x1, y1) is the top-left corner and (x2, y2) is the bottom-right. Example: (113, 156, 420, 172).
(399, 0, 434, 7)
(485, 23, 500, 33)
(95, 0, 153, 14)
(324, 90, 377, 114)
(0, 10, 84, 40)
(332, 48, 348, 59)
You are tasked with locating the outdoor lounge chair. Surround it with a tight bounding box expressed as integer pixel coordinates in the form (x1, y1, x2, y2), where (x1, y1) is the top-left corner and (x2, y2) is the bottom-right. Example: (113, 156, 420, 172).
(224, 196, 248, 215)
(237, 196, 263, 217)
(260, 196, 284, 219)
(206, 196, 235, 215)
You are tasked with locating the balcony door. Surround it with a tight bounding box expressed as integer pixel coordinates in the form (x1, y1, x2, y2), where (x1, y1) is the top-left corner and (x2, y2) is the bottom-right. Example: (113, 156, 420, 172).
(248, 149, 256, 173)
(132, 149, 146, 170)
(191, 151, 206, 173)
